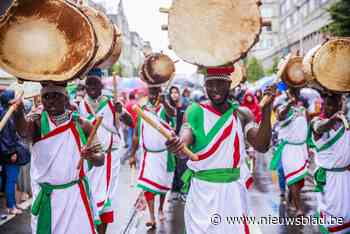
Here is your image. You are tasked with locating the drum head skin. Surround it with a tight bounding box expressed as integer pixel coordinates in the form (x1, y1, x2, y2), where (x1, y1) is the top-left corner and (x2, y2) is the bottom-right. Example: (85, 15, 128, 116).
(80, 5, 116, 67)
(230, 64, 246, 89)
(284, 56, 307, 88)
(168, 0, 262, 66)
(142, 53, 175, 85)
(313, 38, 350, 93)
(0, 0, 97, 82)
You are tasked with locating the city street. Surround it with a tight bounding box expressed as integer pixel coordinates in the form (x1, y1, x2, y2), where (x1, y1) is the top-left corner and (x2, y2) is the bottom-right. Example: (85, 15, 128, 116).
(0, 151, 321, 234)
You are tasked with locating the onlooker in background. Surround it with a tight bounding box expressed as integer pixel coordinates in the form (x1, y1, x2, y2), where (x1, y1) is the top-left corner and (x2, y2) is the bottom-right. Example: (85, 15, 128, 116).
(255, 89, 263, 102)
(0, 90, 23, 215)
(182, 88, 191, 107)
(122, 92, 138, 164)
(168, 86, 190, 200)
(233, 84, 245, 104)
(241, 91, 262, 123)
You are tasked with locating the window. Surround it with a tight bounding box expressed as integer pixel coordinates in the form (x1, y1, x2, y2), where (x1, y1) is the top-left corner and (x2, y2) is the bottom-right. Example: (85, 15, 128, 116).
(261, 8, 274, 18)
(263, 25, 273, 32)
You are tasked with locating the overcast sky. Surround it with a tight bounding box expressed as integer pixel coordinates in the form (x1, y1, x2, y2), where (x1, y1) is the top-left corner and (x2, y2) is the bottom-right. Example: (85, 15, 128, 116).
(91, 0, 197, 74)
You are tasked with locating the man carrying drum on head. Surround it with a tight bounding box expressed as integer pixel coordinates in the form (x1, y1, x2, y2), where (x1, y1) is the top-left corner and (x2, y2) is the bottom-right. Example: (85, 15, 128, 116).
(129, 81, 176, 229)
(11, 82, 104, 234)
(78, 68, 133, 234)
(270, 87, 309, 216)
(310, 93, 350, 234)
(166, 65, 275, 234)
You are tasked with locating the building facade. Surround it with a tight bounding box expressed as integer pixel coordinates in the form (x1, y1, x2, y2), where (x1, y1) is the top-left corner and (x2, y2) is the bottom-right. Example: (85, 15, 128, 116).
(249, 0, 280, 61)
(89, 0, 151, 77)
(250, 0, 338, 68)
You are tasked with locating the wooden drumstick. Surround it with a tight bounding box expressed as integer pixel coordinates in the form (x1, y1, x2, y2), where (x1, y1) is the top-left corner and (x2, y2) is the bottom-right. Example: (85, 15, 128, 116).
(77, 116, 104, 170)
(0, 90, 24, 132)
(338, 114, 349, 130)
(259, 53, 292, 108)
(112, 73, 120, 129)
(132, 105, 199, 161)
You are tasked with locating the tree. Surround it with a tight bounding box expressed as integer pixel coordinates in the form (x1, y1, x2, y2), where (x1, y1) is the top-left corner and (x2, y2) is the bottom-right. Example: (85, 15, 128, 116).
(109, 63, 123, 76)
(265, 57, 279, 76)
(247, 57, 265, 82)
(323, 0, 350, 37)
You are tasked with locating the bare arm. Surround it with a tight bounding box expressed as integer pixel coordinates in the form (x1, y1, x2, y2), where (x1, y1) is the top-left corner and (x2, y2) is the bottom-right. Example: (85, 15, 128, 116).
(79, 119, 105, 167)
(311, 117, 339, 141)
(276, 100, 294, 121)
(129, 125, 139, 167)
(12, 101, 38, 140)
(114, 102, 134, 128)
(238, 106, 273, 154)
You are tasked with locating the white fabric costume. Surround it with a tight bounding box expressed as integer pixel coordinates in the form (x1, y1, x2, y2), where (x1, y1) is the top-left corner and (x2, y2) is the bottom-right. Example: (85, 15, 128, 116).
(136, 104, 175, 194)
(311, 119, 350, 234)
(183, 102, 251, 234)
(79, 96, 122, 223)
(273, 105, 309, 186)
(31, 112, 98, 234)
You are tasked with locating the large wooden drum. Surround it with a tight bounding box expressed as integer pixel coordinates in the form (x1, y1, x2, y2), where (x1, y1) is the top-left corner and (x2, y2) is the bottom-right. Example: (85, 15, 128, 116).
(312, 38, 350, 93)
(80, 5, 116, 68)
(168, 0, 262, 66)
(140, 53, 175, 85)
(282, 56, 307, 88)
(302, 44, 322, 81)
(0, 0, 97, 82)
(230, 64, 246, 89)
(98, 24, 122, 69)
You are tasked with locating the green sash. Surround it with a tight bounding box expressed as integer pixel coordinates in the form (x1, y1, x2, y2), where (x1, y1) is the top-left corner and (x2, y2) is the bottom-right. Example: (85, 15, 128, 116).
(312, 127, 345, 152)
(186, 101, 239, 153)
(181, 168, 240, 193)
(86, 98, 109, 121)
(314, 166, 349, 193)
(270, 139, 305, 170)
(138, 104, 176, 172)
(31, 180, 80, 234)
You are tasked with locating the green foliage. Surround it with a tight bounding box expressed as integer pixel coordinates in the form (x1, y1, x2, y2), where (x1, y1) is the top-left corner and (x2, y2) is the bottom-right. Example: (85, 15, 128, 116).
(323, 0, 350, 37)
(265, 57, 279, 76)
(109, 63, 123, 76)
(247, 57, 265, 82)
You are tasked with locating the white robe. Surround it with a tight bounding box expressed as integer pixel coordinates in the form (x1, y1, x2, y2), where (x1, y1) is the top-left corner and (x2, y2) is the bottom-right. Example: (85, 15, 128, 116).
(31, 115, 98, 234)
(312, 124, 350, 234)
(276, 107, 309, 186)
(79, 97, 122, 223)
(185, 103, 250, 234)
(136, 106, 174, 194)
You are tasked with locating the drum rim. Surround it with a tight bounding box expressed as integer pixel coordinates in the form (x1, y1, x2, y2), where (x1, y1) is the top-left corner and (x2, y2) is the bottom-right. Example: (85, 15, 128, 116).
(313, 38, 350, 93)
(0, 0, 98, 82)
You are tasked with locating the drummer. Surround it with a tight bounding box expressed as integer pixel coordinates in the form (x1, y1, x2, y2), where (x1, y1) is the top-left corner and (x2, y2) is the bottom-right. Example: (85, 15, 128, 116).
(310, 93, 350, 233)
(11, 82, 104, 234)
(270, 87, 309, 216)
(129, 82, 176, 229)
(78, 68, 133, 234)
(166, 65, 275, 233)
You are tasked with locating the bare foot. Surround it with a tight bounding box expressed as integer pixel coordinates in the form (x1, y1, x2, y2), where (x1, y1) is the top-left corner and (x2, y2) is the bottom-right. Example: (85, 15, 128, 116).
(8, 208, 23, 215)
(145, 221, 156, 229)
(296, 209, 304, 217)
(159, 209, 165, 223)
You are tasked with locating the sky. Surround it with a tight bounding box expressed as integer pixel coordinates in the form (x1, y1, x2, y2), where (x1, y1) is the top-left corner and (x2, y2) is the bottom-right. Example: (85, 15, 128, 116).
(91, 0, 197, 74)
